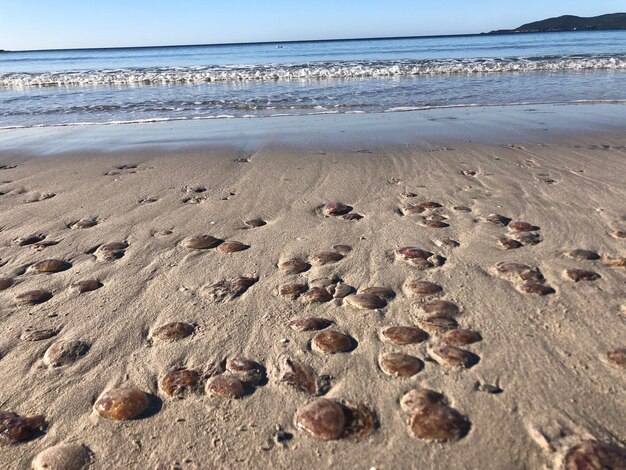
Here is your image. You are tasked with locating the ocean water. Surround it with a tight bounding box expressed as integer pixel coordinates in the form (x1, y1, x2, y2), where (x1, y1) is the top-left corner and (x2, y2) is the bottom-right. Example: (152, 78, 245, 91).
(1, 31, 626, 128)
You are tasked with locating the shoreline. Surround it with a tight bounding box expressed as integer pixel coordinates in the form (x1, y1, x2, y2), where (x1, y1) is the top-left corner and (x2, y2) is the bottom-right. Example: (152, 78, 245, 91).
(2, 102, 626, 158)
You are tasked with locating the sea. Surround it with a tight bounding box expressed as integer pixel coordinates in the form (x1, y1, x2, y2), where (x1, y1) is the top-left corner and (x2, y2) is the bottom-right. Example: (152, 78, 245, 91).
(1, 31, 626, 129)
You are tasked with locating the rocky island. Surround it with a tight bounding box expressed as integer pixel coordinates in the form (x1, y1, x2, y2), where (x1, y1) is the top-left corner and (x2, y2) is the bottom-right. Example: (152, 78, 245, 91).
(489, 13, 626, 34)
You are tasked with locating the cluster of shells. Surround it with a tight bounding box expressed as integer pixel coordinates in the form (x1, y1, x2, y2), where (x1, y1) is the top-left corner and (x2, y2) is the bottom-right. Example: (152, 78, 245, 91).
(1, 191, 625, 469)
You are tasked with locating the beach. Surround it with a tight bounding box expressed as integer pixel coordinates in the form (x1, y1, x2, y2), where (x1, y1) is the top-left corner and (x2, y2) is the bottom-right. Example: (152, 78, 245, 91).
(1, 106, 625, 468)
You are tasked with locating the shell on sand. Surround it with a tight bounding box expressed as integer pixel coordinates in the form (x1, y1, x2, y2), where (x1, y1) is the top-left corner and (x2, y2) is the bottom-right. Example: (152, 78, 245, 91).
(564, 249, 600, 260)
(332, 244, 352, 254)
(32, 240, 59, 251)
(302, 287, 333, 303)
(72, 219, 98, 229)
(14, 234, 45, 246)
(342, 213, 364, 221)
(403, 205, 425, 216)
(43, 340, 89, 367)
(345, 293, 387, 310)
(279, 283, 308, 299)
(312, 330, 354, 354)
(400, 388, 445, 414)
(322, 202, 350, 217)
(279, 357, 330, 396)
(417, 316, 459, 335)
(0, 411, 46, 445)
(333, 283, 355, 299)
(602, 256, 626, 268)
(311, 251, 344, 265)
(509, 221, 539, 232)
(340, 401, 377, 440)
(32, 443, 91, 470)
(244, 219, 267, 228)
(152, 322, 195, 342)
(419, 219, 449, 228)
(310, 277, 338, 288)
(31, 259, 72, 273)
(430, 346, 478, 368)
(0, 277, 14, 290)
(360, 286, 396, 301)
(289, 317, 333, 332)
(72, 279, 103, 293)
(161, 369, 201, 397)
(607, 348, 626, 368)
(519, 281, 555, 295)
(498, 237, 523, 250)
(418, 201, 443, 209)
(96, 242, 128, 260)
(379, 353, 424, 377)
(610, 230, 626, 239)
(225, 357, 265, 386)
(396, 247, 433, 260)
(443, 329, 482, 346)
(217, 241, 249, 253)
(421, 300, 460, 316)
(21, 328, 58, 342)
(564, 440, 626, 470)
(404, 280, 443, 298)
(563, 269, 601, 282)
(435, 238, 460, 249)
(207, 375, 245, 399)
(94, 387, 149, 420)
(181, 235, 222, 249)
(496, 263, 544, 282)
(16, 290, 53, 305)
(296, 399, 345, 441)
(279, 258, 310, 274)
(381, 326, 428, 345)
(484, 214, 511, 226)
(453, 205, 472, 212)
(202, 276, 258, 303)
(407, 403, 469, 442)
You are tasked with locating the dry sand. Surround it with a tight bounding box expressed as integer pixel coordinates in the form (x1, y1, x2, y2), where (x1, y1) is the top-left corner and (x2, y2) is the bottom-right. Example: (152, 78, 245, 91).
(0, 123, 625, 469)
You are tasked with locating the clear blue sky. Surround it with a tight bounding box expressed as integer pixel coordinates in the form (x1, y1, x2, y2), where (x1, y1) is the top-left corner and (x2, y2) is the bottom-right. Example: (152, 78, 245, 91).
(0, 0, 624, 50)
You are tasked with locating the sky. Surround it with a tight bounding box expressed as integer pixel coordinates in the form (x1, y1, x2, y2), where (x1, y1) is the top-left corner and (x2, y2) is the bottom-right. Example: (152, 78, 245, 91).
(0, 0, 624, 50)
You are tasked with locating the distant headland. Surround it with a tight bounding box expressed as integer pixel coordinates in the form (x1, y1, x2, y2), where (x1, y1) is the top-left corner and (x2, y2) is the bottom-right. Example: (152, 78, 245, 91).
(488, 13, 626, 35)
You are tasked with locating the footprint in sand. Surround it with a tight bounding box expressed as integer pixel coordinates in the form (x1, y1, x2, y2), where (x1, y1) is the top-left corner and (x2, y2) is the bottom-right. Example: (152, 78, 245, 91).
(105, 164, 138, 176)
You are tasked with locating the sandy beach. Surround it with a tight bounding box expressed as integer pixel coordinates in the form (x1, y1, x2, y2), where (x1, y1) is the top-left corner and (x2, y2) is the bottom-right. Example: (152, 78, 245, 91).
(1, 108, 625, 469)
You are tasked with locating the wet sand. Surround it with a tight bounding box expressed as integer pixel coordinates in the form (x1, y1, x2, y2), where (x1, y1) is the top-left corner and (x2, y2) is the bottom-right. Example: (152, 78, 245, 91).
(1, 111, 625, 468)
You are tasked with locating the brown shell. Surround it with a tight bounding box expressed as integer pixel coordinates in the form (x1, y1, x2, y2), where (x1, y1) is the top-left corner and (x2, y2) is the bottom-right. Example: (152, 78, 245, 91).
(181, 235, 222, 249)
(72, 279, 103, 293)
(15, 234, 46, 246)
(564, 249, 600, 260)
(419, 219, 449, 228)
(509, 221, 538, 232)
(519, 281, 555, 295)
(381, 326, 428, 345)
(0, 277, 14, 290)
(311, 251, 344, 265)
(31, 259, 71, 273)
(417, 315, 459, 335)
(94, 387, 149, 420)
(484, 214, 511, 226)
(564, 269, 601, 282)
(360, 286, 396, 301)
(379, 353, 424, 377)
(302, 287, 333, 303)
(342, 213, 364, 221)
(403, 205, 425, 216)
(295, 399, 345, 440)
(564, 440, 626, 470)
(225, 357, 265, 386)
(333, 283, 355, 298)
(610, 230, 626, 239)
(421, 300, 460, 316)
(400, 388, 445, 414)
(311, 330, 354, 354)
(244, 219, 266, 228)
(16, 290, 53, 305)
(202, 276, 258, 303)
(0, 412, 46, 445)
(345, 293, 386, 310)
(332, 244, 352, 254)
(72, 219, 98, 229)
(430, 346, 478, 368)
(340, 401, 377, 440)
(443, 329, 482, 346)
(279, 358, 329, 396)
(607, 348, 626, 367)
(407, 403, 469, 442)
(396, 247, 433, 260)
(602, 256, 626, 268)
(217, 241, 249, 253)
(152, 322, 195, 342)
(43, 340, 89, 367)
(161, 369, 201, 397)
(418, 201, 443, 209)
(289, 317, 333, 332)
(32, 443, 91, 470)
(322, 202, 350, 217)
(404, 280, 443, 298)
(279, 258, 310, 274)
(21, 328, 58, 342)
(514, 232, 543, 245)
(279, 283, 308, 299)
(206, 375, 245, 399)
(498, 237, 523, 250)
